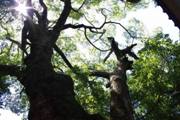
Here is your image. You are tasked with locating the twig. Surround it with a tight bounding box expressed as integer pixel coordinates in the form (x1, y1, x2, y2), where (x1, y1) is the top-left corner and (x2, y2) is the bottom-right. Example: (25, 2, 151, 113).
(72, 0, 86, 12)
(84, 28, 110, 52)
(6, 37, 28, 55)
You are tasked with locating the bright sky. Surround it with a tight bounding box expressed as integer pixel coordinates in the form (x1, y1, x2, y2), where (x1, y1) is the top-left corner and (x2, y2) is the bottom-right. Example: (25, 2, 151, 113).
(0, 1, 179, 120)
(0, 109, 22, 120)
(117, 3, 179, 46)
(127, 4, 179, 41)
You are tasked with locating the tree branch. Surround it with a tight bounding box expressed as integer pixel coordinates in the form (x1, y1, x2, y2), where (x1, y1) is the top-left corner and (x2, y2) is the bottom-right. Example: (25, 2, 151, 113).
(103, 49, 113, 63)
(108, 37, 138, 61)
(6, 37, 28, 55)
(53, 44, 73, 70)
(84, 28, 110, 52)
(39, 0, 48, 26)
(62, 21, 136, 39)
(53, 0, 71, 34)
(72, 0, 86, 12)
(0, 64, 21, 78)
(89, 71, 111, 79)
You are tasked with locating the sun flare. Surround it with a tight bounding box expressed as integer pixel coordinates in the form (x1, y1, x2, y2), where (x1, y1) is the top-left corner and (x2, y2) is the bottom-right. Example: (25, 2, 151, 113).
(14, 3, 30, 16)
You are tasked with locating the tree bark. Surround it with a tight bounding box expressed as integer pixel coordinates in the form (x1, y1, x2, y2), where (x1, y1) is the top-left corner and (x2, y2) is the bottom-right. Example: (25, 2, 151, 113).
(109, 63, 134, 120)
(16, 10, 104, 119)
(19, 37, 104, 120)
(91, 38, 136, 120)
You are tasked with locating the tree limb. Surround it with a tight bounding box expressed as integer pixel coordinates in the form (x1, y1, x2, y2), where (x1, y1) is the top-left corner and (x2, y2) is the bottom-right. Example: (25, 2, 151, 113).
(72, 0, 86, 12)
(103, 49, 113, 63)
(62, 21, 137, 39)
(39, 0, 48, 26)
(89, 71, 111, 79)
(53, 0, 71, 34)
(0, 64, 21, 78)
(6, 37, 28, 55)
(53, 44, 73, 70)
(108, 37, 138, 61)
(84, 28, 110, 52)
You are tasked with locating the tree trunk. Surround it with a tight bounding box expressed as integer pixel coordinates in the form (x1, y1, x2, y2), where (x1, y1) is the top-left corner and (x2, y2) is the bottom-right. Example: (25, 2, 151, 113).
(19, 34, 103, 120)
(109, 67, 134, 120)
(107, 38, 135, 120)
(90, 38, 136, 120)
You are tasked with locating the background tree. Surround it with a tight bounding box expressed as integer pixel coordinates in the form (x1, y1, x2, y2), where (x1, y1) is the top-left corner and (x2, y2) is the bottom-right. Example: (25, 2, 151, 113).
(130, 33, 180, 120)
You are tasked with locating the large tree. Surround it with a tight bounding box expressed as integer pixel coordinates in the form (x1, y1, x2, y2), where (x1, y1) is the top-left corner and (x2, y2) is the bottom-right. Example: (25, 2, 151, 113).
(0, 0, 179, 120)
(0, 0, 140, 120)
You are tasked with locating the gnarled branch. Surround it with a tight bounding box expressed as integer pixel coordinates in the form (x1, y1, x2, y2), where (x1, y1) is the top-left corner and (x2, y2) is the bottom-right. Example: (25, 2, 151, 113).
(84, 28, 110, 52)
(53, 0, 71, 34)
(108, 37, 138, 61)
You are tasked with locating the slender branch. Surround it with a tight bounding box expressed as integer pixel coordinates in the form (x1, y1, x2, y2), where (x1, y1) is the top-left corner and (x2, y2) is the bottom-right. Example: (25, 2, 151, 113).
(62, 10, 107, 31)
(103, 49, 113, 63)
(53, 44, 73, 70)
(107, 21, 135, 38)
(21, 20, 29, 56)
(89, 71, 111, 79)
(72, 0, 86, 12)
(6, 37, 21, 47)
(62, 21, 137, 39)
(84, 28, 110, 52)
(6, 37, 28, 56)
(0, 64, 21, 78)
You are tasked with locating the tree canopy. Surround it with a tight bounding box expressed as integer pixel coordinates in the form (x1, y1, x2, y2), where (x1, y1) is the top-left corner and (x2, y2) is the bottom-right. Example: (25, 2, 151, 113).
(0, 0, 179, 120)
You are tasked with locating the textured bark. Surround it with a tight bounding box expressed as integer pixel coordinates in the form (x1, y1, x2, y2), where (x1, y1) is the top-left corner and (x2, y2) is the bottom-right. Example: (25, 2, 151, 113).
(109, 61, 134, 120)
(20, 35, 104, 120)
(108, 38, 135, 120)
(18, 8, 104, 119)
(91, 38, 136, 120)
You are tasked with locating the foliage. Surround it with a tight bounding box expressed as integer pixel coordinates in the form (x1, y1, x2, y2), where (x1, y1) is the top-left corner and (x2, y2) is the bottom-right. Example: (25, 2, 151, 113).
(0, 0, 179, 120)
(129, 33, 180, 120)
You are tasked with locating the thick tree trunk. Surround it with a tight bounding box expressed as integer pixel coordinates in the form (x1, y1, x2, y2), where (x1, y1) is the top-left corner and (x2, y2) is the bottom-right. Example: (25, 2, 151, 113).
(19, 38, 103, 120)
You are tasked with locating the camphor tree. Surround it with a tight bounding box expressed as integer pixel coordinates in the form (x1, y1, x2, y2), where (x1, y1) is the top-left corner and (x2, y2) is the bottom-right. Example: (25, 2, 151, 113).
(0, 0, 179, 120)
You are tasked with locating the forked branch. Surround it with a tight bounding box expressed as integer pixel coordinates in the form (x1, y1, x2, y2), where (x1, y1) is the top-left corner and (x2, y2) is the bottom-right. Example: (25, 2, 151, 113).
(53, 0, 71, 34)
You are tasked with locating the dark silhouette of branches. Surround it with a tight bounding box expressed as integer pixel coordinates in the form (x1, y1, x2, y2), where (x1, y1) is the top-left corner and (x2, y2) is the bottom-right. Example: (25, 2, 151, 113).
(0, 64, 22, 78)
(6, 37, 28, 56)
(39, 0, 48, 26)
(52, 0, 71, 36)
(84, 28, 111, 52)
(89, 71, 111, 79)
(53, 44, 73, 70)
(72, 0, 86, 12)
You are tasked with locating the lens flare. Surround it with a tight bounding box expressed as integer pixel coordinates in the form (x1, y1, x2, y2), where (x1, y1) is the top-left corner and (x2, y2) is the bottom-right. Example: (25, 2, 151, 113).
(15, 3, 29, 16)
